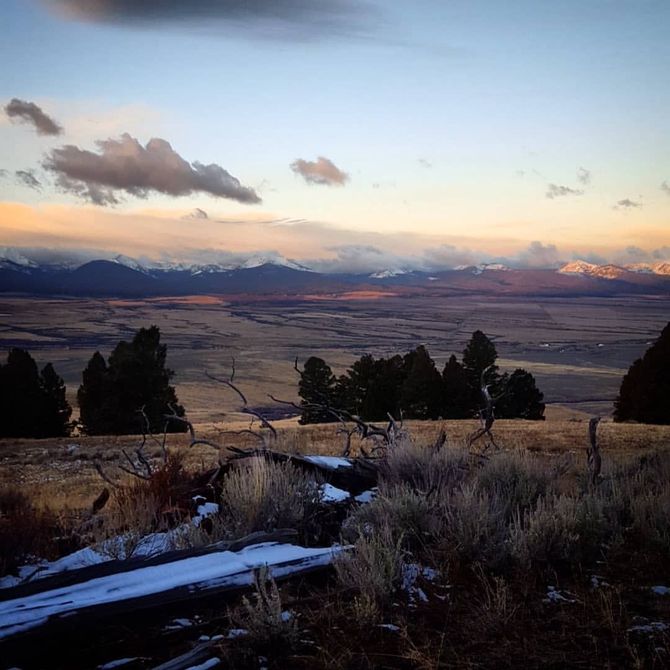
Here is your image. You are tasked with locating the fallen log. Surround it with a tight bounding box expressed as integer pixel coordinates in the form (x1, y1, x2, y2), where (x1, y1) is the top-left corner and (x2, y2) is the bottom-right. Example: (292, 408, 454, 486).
(220, 449, 379, 495)
(0, 540, 348, 642)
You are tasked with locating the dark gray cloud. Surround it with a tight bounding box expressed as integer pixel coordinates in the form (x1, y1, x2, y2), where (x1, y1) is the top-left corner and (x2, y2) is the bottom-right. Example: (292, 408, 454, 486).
(183, 207, 209, 220)
(15, 169, 42, 190)
(290, 156, 349, 186)
(661, 181, 670, 196)
(546, 183, 584, 199)
(43, 133, 261, 206)
(615, 198, 642, 209)
(44, 0, 373, 40)
(4, 98, 63, 136)
(576, 167, 591, 185)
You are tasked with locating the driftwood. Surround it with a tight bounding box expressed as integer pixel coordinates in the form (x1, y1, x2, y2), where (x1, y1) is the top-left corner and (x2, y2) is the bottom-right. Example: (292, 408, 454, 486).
(152, 641, 220, 670)
(586, 417, 602, 487)
(467, 366, 501, 454)
(0, 534, 346, 642)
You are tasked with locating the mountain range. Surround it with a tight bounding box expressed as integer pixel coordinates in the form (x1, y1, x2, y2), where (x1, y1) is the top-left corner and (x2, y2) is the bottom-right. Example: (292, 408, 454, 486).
(1, 250, 669, 298)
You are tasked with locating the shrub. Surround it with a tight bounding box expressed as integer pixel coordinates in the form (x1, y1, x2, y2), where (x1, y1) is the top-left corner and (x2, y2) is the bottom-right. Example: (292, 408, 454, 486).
(218, 458, 321, 540)
(343, 483, 437, 549)
(475, 451, 550, 520)
(0, 488, 61, 576)
(335, 523, 407, 618)
(509, 493, 613, 572)
(382, 439, 471, 495)
(440, 484, 509, 569)
(231, 565, 299, 647)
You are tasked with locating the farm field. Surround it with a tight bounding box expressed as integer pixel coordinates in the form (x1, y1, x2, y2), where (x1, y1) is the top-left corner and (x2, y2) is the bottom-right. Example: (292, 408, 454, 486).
(1, 293, 668, 422)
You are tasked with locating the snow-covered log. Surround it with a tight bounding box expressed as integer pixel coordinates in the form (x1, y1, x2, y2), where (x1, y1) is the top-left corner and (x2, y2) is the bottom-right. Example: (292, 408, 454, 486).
(0, 540, 347, 641)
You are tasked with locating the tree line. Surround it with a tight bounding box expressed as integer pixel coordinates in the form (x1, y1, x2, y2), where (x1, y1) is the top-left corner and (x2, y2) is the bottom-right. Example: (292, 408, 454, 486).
(297, 330, 546, 424)
(0, 322, 668, 439)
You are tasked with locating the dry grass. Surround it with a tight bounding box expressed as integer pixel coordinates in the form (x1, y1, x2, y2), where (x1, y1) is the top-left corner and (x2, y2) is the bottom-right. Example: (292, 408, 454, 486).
(1, 417, 669, 515)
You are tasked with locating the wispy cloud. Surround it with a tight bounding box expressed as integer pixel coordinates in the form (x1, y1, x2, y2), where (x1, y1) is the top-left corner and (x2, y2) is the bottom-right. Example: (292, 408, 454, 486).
(576, 167, 591, 185)
(183, 207, 209, 220)
(290, 156, 349, 186)
(4, 98, 63, 136)
(661, 181, 670, 196)
(43, 133, 261, 206)
(15, 169, 42, 190)
(546, 183, 584, 199)
(614, 198, 642, 209)
(43, 0, 375, 41)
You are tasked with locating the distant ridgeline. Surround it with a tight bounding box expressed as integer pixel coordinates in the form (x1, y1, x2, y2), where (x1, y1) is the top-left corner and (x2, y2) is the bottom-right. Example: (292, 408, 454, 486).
(297, 331, 546, 424)
(2, 255, 670, 297)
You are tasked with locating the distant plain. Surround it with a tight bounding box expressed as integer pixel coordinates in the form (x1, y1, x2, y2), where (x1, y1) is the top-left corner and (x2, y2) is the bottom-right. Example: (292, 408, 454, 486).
(1, 293, 668, 423)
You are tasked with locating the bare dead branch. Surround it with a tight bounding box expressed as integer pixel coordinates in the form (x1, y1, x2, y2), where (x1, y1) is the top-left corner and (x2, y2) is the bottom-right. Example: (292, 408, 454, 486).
(587, 416, 602, 487)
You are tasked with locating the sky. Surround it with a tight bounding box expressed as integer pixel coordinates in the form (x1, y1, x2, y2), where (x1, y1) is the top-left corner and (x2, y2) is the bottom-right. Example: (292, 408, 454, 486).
(0, 0, 668, 272)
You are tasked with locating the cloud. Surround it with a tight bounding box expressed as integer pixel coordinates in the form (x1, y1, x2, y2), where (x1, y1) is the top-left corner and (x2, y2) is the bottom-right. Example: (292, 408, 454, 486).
(183, 207, 209, 220)
(418, 158, 433, 168)
(661, 181, 670, 196)
(43, 133, 261, 206)
(615, 198, 642, 209)
(290, 156, 349, 186)
(577, 167, 591, 185)
(43, 0, 373, 40)
(15, 170, 42, 190)
(515, 241, 561, 268)
(4, 98, 63, 136)
(545, 183, 584, 199)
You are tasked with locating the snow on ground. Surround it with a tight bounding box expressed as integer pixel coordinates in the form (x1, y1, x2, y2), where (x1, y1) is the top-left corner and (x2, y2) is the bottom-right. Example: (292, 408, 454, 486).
(97, 658, 139, 670)
(651, 585, 670, 596)
(543, 586, 577, 604)
(302, 455, 353, 469)
(354, 489, 377, 503)
(185, 658, 220, 670)
(0, 543, 347, 640)
(320, 483, 351, 503)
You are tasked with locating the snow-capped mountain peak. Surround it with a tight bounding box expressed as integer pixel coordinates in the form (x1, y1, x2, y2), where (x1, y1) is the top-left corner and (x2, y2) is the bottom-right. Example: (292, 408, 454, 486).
(369, 269, 411, 279)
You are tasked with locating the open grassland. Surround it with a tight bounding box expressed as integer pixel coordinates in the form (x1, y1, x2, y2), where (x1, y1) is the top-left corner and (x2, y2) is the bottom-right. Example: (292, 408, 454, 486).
(2, 417, 669, 515)
(1, 294, 669, 421)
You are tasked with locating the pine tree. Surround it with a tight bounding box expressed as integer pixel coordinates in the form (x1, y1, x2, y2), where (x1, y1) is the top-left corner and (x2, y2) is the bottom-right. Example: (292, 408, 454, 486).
(39, 363, 72, 436)
(614, 322, 670, 424)
(0, 348, 72, 438)
(399, 346, 443, 419)
(496, 368, 545, 420)
(442, 354, 471, 418)
(77, 326, 186, 435)
(298, 356, 337, 424)
(78, 352, 111, 435)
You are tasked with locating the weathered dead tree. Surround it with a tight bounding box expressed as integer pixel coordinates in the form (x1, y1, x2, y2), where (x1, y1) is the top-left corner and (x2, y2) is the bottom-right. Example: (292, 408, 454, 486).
(586, 416, 602, 487)
(467, 365, 501, 455)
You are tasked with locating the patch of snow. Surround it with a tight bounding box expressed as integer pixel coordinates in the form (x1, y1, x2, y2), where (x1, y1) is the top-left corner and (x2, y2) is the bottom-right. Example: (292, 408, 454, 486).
(280, 610, 294, 622)
(543, 586, 577, 604)
(369, 269, 410, 279)
(628, 621, 668, 635)
(164, 618, 194, 631)
(227, 628, 249, 639)
(97, 658, 139, 670)
(0, 543, 348, 639)
(651, 585, 670, 596)
(303, 455, 353, 469)
(378, 623, 400, 632)
(185, 658, 220, 670)
(193, 502, 220, 527)
(590, 575, 609, 589)
(402, 563, 435, 605)
(320, 483, 351, 503)
(354, 489, 377, 503)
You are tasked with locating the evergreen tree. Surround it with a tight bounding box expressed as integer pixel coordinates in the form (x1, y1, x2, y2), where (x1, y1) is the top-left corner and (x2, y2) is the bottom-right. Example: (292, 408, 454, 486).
(0, 348, 72, 438)
(337, 354, 378, 417)
(298, 356, 337, 424)
(614, 323, 670, 424)
(441, 354, 471, 418)
(77, 326, 186, 435)
(399, 345, 443, 419)
(78, 352, 111, 435)
(496, 368, 545, 420)
(39, 363, 72, 436)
